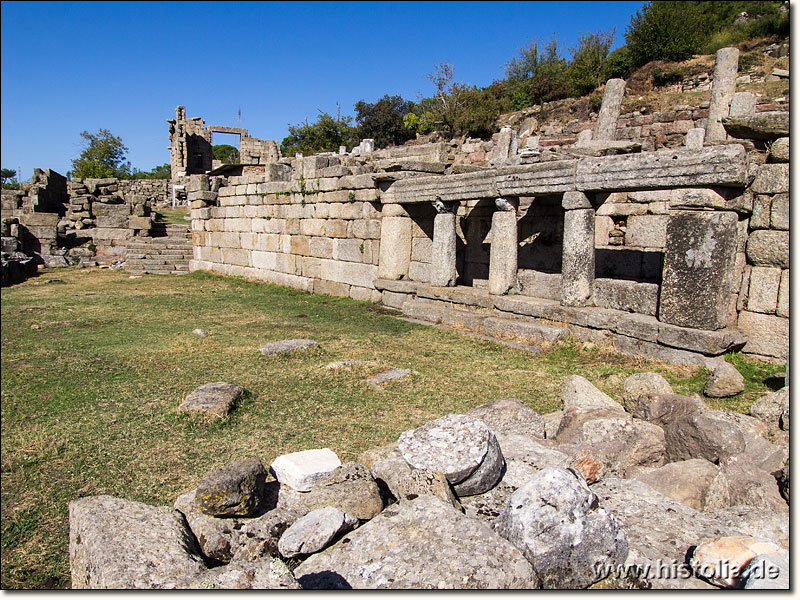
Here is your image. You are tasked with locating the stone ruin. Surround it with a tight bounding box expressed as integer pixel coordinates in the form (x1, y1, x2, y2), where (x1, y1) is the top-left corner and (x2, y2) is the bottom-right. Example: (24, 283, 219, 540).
(68, 370, 789, 589)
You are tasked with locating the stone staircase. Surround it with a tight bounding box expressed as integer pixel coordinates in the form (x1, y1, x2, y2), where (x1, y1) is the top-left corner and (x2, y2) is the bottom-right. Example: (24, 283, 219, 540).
(123, 223, 192, 275)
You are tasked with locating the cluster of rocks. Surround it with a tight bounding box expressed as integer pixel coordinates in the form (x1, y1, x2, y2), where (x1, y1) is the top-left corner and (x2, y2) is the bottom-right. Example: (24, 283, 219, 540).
(69, 371, 788, 589)
(1, 217, 37, 285)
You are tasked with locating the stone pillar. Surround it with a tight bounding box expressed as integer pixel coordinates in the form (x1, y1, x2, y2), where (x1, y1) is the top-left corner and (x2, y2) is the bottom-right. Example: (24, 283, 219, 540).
(561, 192, 595, 306)
(595, 78, 626, 141)
(377, 211, 412, 280)
(658, 211, 738, 330)
(705, 47, 740, 142)
(488, 198, 518, 296)
(430, 200, 458, 287)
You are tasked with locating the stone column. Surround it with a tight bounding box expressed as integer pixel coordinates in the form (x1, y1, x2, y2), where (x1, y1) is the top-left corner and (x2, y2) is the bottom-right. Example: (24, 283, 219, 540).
(378, 207, 412, 280)
(658, 211, 738, 330)
(488, 197, 518, 296)
(430, 200, 458, 287)
(705, 47, 740, 142)
(595, 78, 626, 141)
(561, 191, 595, 307)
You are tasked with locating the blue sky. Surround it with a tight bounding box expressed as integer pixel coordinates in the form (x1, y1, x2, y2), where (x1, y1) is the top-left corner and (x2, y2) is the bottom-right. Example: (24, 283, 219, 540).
(1, 1, 645, 181)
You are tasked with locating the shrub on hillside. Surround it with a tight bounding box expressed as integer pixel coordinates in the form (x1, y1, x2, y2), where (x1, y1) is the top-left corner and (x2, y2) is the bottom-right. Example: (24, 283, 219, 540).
(354, 95, 416, 149)
(625, 1, 707, 67)
(568, 29, 616, 96)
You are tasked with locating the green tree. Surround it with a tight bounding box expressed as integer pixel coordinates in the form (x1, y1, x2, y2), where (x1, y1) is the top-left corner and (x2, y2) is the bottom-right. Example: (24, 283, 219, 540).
(625, 1, 707, 67)
(130, 163, 171, 180)
(71, 129, 130, 179)
(212, 144, 240, 164)
(280, 110, 357, 156)
(452, 82, 514, 138)
(1, 168, 16, 184)
(569, 28, 616, 96)
(426, 62, 466, 136)
(354, 95, 415, 148)
(504, 37, 571, 106)
(601, 46, 635, 80)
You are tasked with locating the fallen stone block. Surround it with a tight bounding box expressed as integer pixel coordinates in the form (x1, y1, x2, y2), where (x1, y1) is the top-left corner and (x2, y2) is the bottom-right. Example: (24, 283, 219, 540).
(195, 457, 268, 517)
(270, 448, 341, 492)
(257, 339, 318, 356)
(277, 506, 358, 558)
(363, 368, 413, 385)
(178, 382, 243, 420)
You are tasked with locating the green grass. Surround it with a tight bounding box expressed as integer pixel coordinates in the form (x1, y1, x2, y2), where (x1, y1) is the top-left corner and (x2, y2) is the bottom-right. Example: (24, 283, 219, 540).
(0, 268, 783, 588)
(153, 206, 190, 225)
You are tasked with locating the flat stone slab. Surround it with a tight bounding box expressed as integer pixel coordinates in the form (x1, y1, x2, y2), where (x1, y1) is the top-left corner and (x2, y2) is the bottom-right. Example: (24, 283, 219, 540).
(258, 339, 318, 356)
(178, 382, 243, 420)
(363, 368, 414, 386)
(270, 449, 342, 492)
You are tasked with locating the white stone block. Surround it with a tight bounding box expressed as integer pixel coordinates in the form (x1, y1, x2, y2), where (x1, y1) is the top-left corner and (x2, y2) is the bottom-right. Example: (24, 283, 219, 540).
(270, 449, 341, 492)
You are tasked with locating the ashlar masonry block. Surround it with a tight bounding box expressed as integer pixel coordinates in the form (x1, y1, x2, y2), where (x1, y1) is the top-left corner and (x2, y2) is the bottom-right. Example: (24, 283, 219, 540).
(659, 211, 738, 330)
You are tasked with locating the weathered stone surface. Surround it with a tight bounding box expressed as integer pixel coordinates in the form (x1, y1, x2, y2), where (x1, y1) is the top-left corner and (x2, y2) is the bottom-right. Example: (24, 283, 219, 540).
(633, 459, 718, 510)
(270, 448, 341, 492)
(768, 137, 789, 162)
(704, 505, 788, 549)
(495, 467, 627, 589)
(722, 112, 789, 140)
(542, 410, 564, 439)
(749, 387, 789, 434)
(258, 339, 318, 356)
(229, 505, 300, 562)
(495, 160, 577, 196)
(592, 478, 744, 589)
(190, 557, 300, 589)
(659, 211, 738, 330)
(363, 368, 413, 385)
(294, 495, 535, 589)
(690, 536, 783, 588)
(737, 310, 789, 359)
(745, 229, 789, 268)
(174, 489, 245, 563)
(703, 361, 744, 398)
(621, 373, 674, 412)
(555, 408, 666, 475)
(595, 78, 626, 140)
(751, 163, 789, 194)
(429, 211, 457, 286)
(495, 433, 571, 470)
(746, 266, 781, 314)
(466, 398, 545, 439)
(770, 193, 789, 230)
(704, 455, 788, 513)
(706, 47, 739, 142)
(593, 278, 658, 315)
(561, 208, 594, 306)
(741, 552, 790, 589)
(398, 414, 505, 496)
(483, 316, 569, 345)
(665, 410, 745, 463)
(488, 203, 518, 296)
(192, 328, 209, 338)
(772, 465, 788, 504)
(575, 145, 747, 191)
(195, 458, 268, 517)
(178, 382, 243, 420)
(377, 216, 411, 279)
(561, 375, 624, 413)
(69, 495, 205, 589)
(630, 393, 705, 428)
(278, 462, 383, 520)
(277, 506, 357, 558)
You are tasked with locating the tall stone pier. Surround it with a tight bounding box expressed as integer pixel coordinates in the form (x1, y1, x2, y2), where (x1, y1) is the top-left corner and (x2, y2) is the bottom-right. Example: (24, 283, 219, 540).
(705, 47, 740, 142)
(430, 201, 458, 287)
(561, 192, 595, 306)
(488, 198, 518, 296)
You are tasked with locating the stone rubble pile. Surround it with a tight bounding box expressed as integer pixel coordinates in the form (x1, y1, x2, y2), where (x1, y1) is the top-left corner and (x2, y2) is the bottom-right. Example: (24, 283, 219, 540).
(69, 372, 788, 589)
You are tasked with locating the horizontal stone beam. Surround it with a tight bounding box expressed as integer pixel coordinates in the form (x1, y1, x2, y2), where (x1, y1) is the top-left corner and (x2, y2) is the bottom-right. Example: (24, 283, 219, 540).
(495, 160, 577, 196)
(576, 145, 747, 191)
(382, 171, 498, 204)
(208, 126, 248, 136)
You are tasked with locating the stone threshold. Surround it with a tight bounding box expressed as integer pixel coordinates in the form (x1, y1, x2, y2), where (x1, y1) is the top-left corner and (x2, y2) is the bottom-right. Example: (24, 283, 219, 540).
(374, 279, 746, 366)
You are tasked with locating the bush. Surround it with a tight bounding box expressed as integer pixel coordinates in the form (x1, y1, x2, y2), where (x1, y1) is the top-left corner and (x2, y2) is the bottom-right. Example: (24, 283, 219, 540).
(280, 111, 358, 156)
(568, 29, 616, 96)
(602, 46, 635, 80)
(652, 66, 685, 86)
(354, 95, 416, 149)
(452, 82, 514, 138)
(625, 1, 707, 67)
(505, 37, 572, 106)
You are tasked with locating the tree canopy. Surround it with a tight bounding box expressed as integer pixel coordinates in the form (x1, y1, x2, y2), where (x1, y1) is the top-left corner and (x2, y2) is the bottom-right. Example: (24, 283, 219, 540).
(280, 111, 357, 156)
(212, 144, 240, 164)
(70, 129, 130, 179)
(354, 95, 415, 149)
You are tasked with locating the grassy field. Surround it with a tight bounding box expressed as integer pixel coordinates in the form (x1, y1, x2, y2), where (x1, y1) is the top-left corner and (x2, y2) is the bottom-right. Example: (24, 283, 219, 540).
(153, 206, 191, 225)
(0, 268, 783, 589)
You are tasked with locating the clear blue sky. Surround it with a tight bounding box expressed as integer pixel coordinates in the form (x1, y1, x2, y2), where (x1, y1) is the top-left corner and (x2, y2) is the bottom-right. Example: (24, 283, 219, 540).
(1, 1, 645, 181)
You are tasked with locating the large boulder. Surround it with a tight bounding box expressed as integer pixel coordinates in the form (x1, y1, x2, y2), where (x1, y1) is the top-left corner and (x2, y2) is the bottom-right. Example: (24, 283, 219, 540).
(293, 495, 535, 589)
(664, 410, 745, 463)
(749, 387, 789, 435)
(398, 414, 505, 496)
(277, 507, 358, 558)
(467, 398, 545, 439)
(703, 505, 788, 549)
(741, 553, 790, 589)
(703, 361, 745, 398)
(555, 408, 666, 476)
(495, 467, 627, 589)
(229, 506, 301, 562)
(69, 495, 206, 588)
(561, 375, 625, 413)
(195, 458, 268, 517)
(630, 393, 705, 429)
(633, 459, 718, 511)
(621, 373, 673, 412)
(690, 536, 784, 588)
(278, 462, 383, 521)
(370, 456, 461, 509)
(270, 448, 341, 492)
(174, 489, 246, 563)
(704, 455, 788, 513)
(592, 478, 747, 589)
